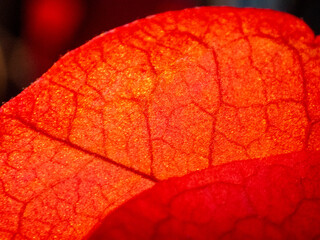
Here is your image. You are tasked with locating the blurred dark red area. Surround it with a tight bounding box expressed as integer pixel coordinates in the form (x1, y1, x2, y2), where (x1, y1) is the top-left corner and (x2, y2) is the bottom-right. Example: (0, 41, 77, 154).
(24, 0, 199, 82)
(0, 0, 200, 102)
(0, 0, 319, 103)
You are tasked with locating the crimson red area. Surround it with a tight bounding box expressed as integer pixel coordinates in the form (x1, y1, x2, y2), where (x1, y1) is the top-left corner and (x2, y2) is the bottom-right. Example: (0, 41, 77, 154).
(88, 150, 320, 240)
(25, 0, 84, 50)
(22, 0, 197, 87)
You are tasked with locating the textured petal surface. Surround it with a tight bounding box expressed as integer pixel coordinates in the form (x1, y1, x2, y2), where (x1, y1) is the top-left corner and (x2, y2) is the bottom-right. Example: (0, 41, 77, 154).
(88, 150, 320, 240)
(0, 6, 319, 239)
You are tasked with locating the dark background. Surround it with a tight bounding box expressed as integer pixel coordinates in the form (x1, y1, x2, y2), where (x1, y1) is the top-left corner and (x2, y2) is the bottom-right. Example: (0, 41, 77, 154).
(0, 0, 319, 103)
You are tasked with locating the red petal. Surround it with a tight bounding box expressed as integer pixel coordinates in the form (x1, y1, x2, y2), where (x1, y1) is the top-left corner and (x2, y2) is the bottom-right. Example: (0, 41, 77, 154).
(0, 7, 319, 239)
(88, 150, 320, 240)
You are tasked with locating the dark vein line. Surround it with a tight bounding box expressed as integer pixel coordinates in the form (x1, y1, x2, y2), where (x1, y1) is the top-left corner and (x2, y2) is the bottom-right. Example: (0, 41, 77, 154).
(5, 114, 159, 183)
(143, 108, 156, 178)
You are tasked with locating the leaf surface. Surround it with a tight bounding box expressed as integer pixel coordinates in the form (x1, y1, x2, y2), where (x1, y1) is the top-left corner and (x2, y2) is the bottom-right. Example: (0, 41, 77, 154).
(88, 150, 320, 240)
(0, 6, 319, 239)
